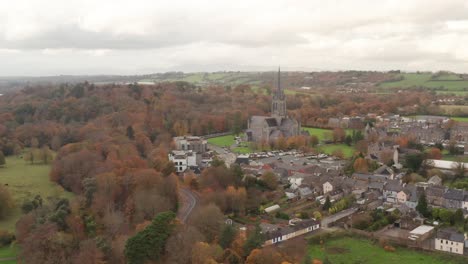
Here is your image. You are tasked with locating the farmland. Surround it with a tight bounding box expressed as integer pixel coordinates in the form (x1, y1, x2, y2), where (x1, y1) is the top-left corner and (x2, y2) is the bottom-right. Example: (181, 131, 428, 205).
(379, 72, 468, 92)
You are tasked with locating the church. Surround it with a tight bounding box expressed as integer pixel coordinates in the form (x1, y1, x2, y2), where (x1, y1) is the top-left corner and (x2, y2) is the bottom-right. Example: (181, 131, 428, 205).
(246, 68, 301, 142)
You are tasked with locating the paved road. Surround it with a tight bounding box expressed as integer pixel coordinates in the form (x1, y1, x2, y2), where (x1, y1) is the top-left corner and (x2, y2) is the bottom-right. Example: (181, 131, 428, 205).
(178, 188, 198, 224)
(321, 207, 358, 228)
(208, 143, 237, 167)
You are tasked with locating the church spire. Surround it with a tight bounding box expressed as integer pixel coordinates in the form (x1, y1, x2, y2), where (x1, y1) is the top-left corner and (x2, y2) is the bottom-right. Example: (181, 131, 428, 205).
(272, 67, 286, 118)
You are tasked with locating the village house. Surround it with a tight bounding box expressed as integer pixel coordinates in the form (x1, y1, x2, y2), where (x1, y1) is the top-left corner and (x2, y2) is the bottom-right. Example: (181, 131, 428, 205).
(263, 219, 320, 246)
(426, 186, 446, 207)
(168, 150, 197, 173)
(173, 136, 207, 153)
(383, 179, 403, 204)
(444, 189, 465, 209)
(435, 228, 465, 255)
(323, 181, 333, 194)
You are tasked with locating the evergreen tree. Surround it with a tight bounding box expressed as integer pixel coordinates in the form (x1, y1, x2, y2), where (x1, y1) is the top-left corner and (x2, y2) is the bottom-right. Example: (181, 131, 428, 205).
(454, 209, 464, 227)
(416, 191, 429, 217)
(125, 211, 176, 264)
(126, 125, 135, 140)
(219, 224, 237, 249)
(243, 224, 264, 257)
(323, 196, 331, 211)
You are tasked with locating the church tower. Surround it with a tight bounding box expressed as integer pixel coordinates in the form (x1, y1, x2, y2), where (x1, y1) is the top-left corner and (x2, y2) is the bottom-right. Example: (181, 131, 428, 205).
(271, 67, 287, 119)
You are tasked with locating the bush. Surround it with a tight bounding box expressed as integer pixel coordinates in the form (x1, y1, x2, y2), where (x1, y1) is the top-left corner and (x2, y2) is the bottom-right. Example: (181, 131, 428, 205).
(0, 230, 15, 247)
(275, 211, 290, 220)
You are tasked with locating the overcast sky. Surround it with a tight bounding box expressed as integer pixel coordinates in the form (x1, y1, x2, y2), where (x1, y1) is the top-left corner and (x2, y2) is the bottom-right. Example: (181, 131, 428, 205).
(1, 0, 468, 76)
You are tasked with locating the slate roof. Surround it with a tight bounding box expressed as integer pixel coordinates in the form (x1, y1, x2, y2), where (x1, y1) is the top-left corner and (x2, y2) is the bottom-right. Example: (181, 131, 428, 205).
(444, 189, 464, 201)
(426, 186, 446, 197)
(264, 219, 320, 240)
(384, 180, 403, 192)
(436, 228, 465, 243)
(265, 118, 278, 127)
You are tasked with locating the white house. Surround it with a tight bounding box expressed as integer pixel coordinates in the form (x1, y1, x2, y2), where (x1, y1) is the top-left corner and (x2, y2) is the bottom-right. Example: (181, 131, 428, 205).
(323, 181, 333, 194)
(168, 150, 197, 173)
(288, 176, 303, 190)
(435, 229, 465, 255)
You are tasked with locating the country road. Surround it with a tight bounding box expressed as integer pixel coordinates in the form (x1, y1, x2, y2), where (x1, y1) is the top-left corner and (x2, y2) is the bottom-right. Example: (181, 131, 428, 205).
(178, 188, 198, 224)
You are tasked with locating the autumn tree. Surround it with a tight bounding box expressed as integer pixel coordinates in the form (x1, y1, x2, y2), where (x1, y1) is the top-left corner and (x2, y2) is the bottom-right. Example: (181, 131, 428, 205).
(427, 147, 442, 160)
(191, 242, 223, 264)
(353, 157, 369, 173)
(261, 171, 279, 190)
(332, 128, 346, 143)
(246, 248, 284, 264)
(191, 204, 224, 242)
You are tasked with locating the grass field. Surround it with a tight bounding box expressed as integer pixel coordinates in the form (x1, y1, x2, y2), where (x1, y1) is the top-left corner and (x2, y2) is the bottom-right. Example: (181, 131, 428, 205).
(207, 134, 236, 147)
(308, 237, 464, 264)
(318, 144, 355, 158)
(0, 245, 17, 264)
(0, 156, 73, 232)
(451, 116, 468, 122)
(303, 127, 354, 142)
(380, 73, 468, 91)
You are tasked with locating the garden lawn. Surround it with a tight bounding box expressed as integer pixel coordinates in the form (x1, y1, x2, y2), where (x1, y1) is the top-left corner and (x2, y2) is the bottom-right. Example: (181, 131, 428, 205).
(308, 237, 464, 264)
(207, 134, 236, 147)
(303, 127, 354, 142)
(0, 156, 73, 232)
(318, 144, 355, 158)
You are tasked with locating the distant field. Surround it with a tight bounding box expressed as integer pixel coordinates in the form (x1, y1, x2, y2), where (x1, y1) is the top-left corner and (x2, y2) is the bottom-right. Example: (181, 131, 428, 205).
(0, 155, 73, 232)
(308, 237, 464, 264)
(379, 73, 468, 91)
(441, 105, 468, 115)
(318, 144, 355, 158)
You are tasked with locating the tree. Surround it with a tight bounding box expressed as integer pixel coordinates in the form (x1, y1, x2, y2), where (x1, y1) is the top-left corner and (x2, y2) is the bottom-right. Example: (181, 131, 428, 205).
(344, 135, 352, 146)
(0, 185, 14, 219)
(261, 171, 279, 190)
(191, 204, 224, 242)
(243, 224, 264, 257)
(124, 211, 176, 264)
(246, 248, 284, 264)
(219, 225, 236, 249)
(332, 128, 346, 143)
(416, 191, 429, 217)
(404, 152, 425, 172)
(126, 125, 135, 140)
(322, 196, 331, 211)
(355, 140, 368, 155)
(353, 157, 368, 173)
(0, 151, 5, 167)
(427, 148, 442, 160)
(454, 209, 464, 227)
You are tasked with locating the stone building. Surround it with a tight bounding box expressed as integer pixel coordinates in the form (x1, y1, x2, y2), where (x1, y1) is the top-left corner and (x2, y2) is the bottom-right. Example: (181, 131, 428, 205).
(246, 68, 301, 142)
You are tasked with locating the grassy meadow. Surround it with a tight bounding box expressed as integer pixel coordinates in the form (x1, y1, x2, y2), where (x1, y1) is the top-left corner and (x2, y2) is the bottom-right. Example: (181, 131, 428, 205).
(0, 155, 73, 232)
(379, 73, 468, 92)
(308, 237, 465, 264)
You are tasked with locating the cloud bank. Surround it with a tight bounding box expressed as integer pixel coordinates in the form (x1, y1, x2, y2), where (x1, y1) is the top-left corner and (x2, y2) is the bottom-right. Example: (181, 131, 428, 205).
(1, 0, 468, 75)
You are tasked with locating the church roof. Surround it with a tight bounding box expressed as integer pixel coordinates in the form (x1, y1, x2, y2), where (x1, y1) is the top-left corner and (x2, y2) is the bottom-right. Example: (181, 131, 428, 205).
(265, 118, 278, 127)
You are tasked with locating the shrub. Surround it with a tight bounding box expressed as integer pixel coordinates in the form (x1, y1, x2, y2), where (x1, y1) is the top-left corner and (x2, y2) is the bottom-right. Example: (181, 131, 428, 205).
(0, 230, 15, 247)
